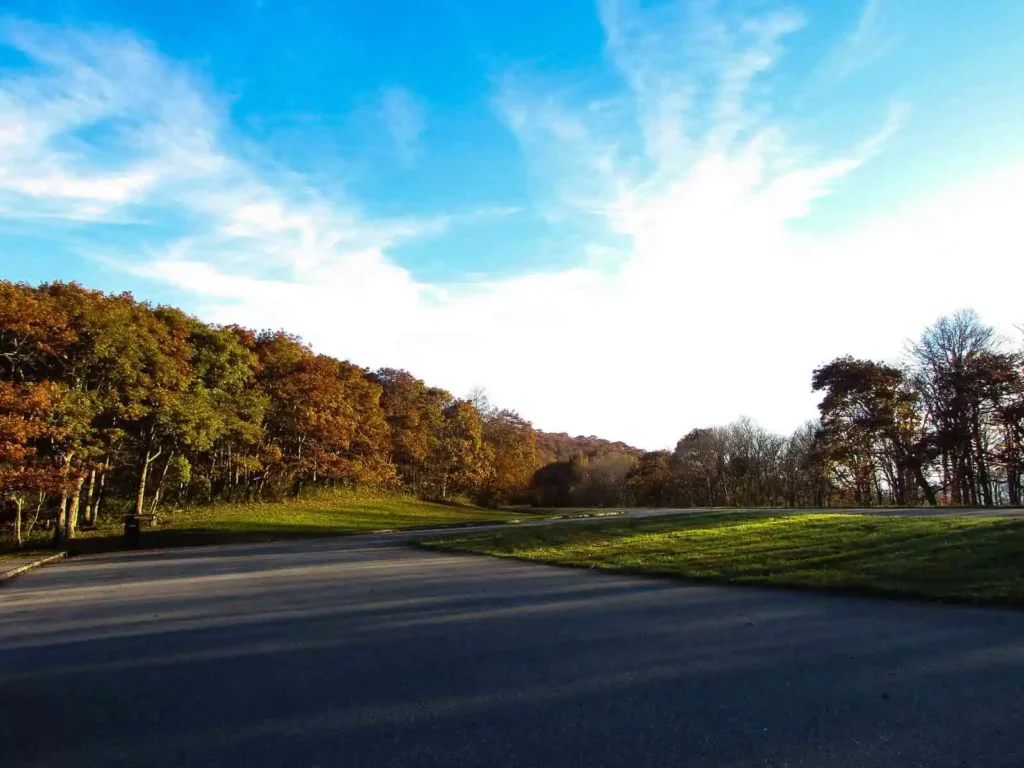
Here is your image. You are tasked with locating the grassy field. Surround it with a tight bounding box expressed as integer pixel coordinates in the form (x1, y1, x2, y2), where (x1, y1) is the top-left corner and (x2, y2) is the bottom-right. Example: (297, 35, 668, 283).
(4, 490, 540, 555)
(422, 511, 1024, 606)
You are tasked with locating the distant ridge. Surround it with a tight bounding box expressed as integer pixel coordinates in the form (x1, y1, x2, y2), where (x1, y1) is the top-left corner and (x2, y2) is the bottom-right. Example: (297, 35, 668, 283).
(535, 431, 643, 466)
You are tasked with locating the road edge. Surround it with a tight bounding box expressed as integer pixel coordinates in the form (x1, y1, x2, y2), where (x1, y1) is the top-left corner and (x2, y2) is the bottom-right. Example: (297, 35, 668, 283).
(0, 552, 67, 584)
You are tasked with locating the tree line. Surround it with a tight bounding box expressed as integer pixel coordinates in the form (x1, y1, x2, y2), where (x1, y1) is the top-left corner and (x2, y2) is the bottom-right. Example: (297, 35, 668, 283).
(2, 281, 1022, 549)
(0, 282, 538, 546)
(624, 309, 1024, 509)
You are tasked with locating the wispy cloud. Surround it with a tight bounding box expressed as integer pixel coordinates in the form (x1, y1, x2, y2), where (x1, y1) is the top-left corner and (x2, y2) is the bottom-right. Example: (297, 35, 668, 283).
(380, 86, 426, 166)
(0, 20, 447, 275)
(818, 0, 895, 81)
(0, 20, 221, 220)
(499, 0, 886, 240)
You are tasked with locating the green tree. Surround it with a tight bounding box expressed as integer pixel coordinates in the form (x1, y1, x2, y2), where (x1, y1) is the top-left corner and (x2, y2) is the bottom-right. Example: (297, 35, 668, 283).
(813, 356, 936, 506)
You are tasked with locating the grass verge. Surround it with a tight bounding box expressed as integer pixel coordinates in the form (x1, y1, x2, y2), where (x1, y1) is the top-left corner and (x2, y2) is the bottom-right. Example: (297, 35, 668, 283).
(421, 511, 1024, 606)
(0, 549, 53, 563)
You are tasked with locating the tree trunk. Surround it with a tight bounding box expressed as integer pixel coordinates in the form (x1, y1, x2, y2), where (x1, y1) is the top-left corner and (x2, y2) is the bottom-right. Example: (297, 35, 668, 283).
(26, 493, 45, 536)
(64, 475, 85, 540)
(134, 450, 159, 517)
(149, 451, 174, 520)
(14, 497, 23, 549)
(942, 451, 954, 505)
(83, 468, 96, 525)
(1007, 451, 1021, 507)
(971, 414, 994, 507)
(93, 470, 107, 522)
(53, 492, 68, 546)
(912, 465, 937, 506)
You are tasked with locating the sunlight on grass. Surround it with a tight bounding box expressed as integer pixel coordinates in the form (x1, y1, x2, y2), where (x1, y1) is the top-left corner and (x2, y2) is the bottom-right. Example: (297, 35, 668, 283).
(46, 489, 531, 554)
(159, 490, 522, 534)
(423, 512, 1024, 605)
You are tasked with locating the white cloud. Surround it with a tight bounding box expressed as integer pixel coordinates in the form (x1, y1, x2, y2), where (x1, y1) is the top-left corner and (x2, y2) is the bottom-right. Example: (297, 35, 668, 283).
(0, 20, 453, 276)
(0, 20, 226, 220)
(380, 86, 425, 166)
(2, 7, 1022, 451)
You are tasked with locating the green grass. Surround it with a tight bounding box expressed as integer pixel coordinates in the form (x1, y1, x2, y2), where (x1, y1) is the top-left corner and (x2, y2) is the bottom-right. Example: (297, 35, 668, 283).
(0, 549, 52, 563)
(422, 511, 1024, 606)
(37, 489, 538, 555)
(158, 491, 525, 533)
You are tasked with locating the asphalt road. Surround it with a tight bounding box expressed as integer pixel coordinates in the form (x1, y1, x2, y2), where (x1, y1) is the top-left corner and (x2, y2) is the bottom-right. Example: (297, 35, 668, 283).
(4, 534, 1024, 768)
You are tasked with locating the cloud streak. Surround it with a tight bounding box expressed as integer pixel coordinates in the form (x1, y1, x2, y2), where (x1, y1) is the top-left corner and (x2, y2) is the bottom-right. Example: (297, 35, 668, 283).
(819, 0, 895, 81)
(0, 20, 447, 275)
(380, 86, 426, 166)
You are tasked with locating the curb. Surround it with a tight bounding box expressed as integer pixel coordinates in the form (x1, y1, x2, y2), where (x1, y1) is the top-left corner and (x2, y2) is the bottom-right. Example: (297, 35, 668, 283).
(0, 552, 67, 584)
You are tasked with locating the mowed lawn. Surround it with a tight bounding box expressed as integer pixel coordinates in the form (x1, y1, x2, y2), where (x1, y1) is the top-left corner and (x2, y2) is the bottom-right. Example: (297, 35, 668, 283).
(50, 491, 531, 555)
(422, 512, 1024, 606)
(159, 492, 524, 533)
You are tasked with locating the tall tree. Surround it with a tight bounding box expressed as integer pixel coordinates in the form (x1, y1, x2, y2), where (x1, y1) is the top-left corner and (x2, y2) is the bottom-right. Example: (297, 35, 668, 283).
(372, 368, 450, 492)
(480, 409, 538, 506)
(628, 451, 676, 507)
(0, 381, 59, 547)
(912, 310, 1000, 506)
(813, 356, 936, 506)
(256, 333, 394, 494)
(672, 428, 728, 506)
(429, 400, 491, 500)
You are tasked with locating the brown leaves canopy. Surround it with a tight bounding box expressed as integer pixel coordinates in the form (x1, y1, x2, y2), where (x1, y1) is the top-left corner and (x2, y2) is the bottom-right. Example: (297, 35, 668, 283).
(256, 333, 394, 487)
(482, 409, 538, 505)
(0, 381, 63, 498)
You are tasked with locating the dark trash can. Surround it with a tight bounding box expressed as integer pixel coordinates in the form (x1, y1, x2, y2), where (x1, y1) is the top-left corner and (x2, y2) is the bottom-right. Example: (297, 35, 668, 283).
(124, 515, 141, 548)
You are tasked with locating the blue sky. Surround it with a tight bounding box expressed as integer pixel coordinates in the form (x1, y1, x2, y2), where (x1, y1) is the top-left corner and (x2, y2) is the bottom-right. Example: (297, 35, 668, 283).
(1, 0, 1023, 448)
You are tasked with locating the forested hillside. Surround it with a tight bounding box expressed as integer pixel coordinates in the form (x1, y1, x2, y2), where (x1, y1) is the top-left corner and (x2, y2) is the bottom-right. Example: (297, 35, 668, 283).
(1, 280, 1023, 549)
(535, 432, 643, 465)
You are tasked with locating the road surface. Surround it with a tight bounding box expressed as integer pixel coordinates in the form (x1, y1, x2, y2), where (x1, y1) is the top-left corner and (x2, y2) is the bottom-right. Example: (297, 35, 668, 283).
(3, 532, 1024, 767)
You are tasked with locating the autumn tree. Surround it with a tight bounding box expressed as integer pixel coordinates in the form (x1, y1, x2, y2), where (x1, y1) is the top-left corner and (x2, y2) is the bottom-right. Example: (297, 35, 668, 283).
(372, 368, 450, 493)
(627, 450, 676, 507)
(256, 333, 394, 495)
(575, 452, 636, 507)
(0, 381, 59, 547)
(0, 282, 75, 383)
(480, 409, 538, 506)
(428, 400, 491, 500)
